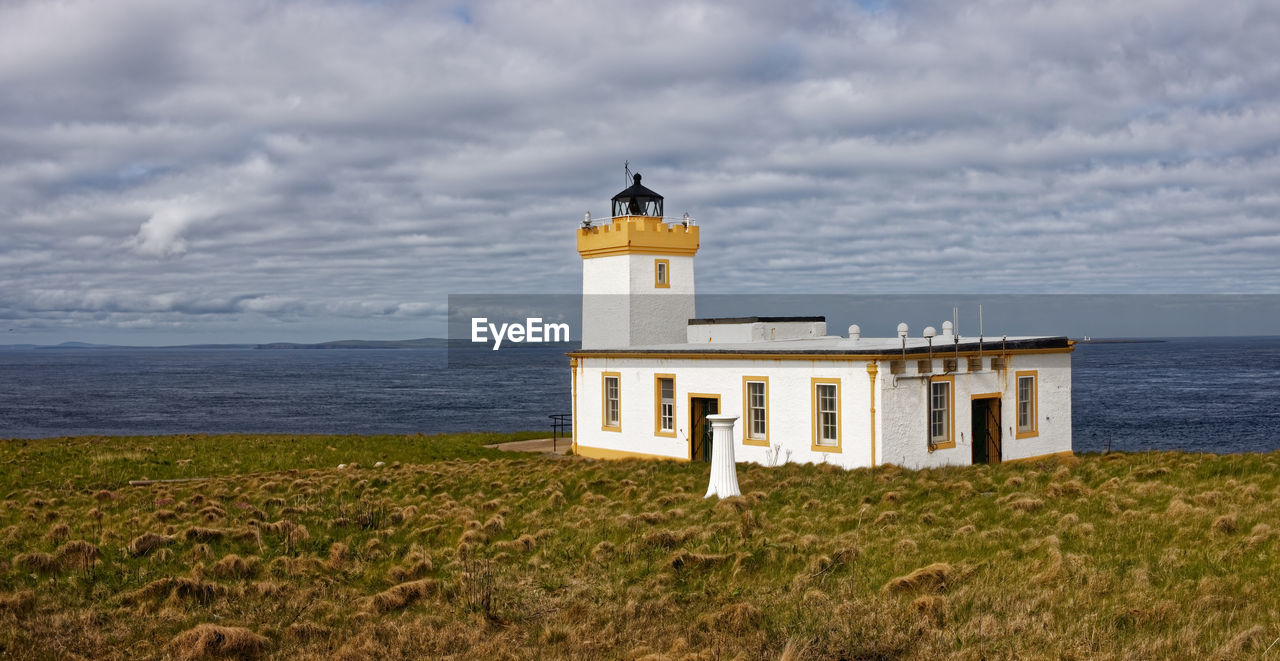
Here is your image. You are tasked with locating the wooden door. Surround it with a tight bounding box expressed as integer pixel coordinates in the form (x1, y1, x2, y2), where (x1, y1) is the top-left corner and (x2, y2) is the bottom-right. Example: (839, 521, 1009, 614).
(985, 397, 1002, 464)
(689, 397, 718, 462)
(971, 398, 1003, 465)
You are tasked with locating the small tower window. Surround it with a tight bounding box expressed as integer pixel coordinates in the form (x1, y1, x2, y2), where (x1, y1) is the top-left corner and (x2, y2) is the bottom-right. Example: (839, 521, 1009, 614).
(654, 259, 670, 288)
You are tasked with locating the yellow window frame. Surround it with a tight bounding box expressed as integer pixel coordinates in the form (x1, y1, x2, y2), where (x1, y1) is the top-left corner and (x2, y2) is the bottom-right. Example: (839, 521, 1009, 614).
(928, 374, 956, 449)
(653, 373, 677, 437)
(601, 371, 621, 432)
(810, 377, 842, 453)
(742, 376, 769, 446)
(1015, 370, 1038, 439)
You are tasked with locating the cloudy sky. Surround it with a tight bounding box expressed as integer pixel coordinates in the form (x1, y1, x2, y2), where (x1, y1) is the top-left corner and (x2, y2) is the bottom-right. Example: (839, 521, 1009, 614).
(3, 0, 1279, 344)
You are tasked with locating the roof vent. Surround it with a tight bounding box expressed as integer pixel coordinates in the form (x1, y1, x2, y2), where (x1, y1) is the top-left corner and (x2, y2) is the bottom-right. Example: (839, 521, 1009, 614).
(848, 324, 861, 340)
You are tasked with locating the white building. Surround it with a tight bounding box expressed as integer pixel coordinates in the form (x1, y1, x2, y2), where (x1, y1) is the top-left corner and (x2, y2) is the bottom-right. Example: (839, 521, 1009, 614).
(568, 175, 1073, 469)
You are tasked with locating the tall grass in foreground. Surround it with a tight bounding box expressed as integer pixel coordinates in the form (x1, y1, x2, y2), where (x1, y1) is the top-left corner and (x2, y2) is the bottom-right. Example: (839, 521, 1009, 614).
(0, 434, 1277, 659)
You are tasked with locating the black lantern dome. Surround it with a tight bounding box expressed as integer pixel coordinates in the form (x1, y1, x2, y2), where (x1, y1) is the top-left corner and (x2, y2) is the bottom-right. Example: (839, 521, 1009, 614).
(611, 173, 663, 217)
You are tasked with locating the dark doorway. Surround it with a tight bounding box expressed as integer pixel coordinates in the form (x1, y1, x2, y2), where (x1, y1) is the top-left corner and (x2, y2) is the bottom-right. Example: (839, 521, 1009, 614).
(689, 396, 719, 462)
(971, 397, 1002, 464)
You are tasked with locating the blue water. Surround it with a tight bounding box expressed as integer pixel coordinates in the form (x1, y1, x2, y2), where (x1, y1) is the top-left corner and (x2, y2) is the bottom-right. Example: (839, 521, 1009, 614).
(1, 338, 1278, 454)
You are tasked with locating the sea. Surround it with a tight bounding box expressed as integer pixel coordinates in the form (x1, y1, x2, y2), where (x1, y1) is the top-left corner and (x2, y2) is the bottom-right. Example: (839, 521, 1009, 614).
(1, 337, 1278, 454)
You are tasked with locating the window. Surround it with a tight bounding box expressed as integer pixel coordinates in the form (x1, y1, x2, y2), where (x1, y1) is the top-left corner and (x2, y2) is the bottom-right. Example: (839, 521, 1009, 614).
(654, 374, 676, 437)
(1016, 370, 1038, 438)
(742, 376, 768, 446)
(654, 259, 670, 288)
(929, 375, 955, 449)
(602, 372, 621, 431)
(811, 378, 841, 451)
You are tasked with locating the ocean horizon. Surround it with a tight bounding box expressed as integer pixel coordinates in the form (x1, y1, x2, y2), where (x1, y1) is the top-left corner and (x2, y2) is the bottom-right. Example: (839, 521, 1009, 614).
(2, 336, 1278, 455)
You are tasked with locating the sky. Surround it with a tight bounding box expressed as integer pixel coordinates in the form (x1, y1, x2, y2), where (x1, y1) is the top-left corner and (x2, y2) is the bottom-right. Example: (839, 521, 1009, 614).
(2, 0, 1279, 345)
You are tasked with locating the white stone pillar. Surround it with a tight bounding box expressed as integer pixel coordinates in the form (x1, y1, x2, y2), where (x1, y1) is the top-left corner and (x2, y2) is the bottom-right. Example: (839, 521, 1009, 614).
(704, 414, 741, 499)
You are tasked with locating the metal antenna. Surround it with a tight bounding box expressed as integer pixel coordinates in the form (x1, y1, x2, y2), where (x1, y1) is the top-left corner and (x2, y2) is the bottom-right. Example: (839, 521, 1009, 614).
(978, 304, 984, 360)
(624, 160, 631, 186)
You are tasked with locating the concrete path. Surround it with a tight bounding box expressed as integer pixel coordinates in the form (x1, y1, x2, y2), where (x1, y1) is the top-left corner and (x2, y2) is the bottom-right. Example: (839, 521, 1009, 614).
(484, 437, 571, 455)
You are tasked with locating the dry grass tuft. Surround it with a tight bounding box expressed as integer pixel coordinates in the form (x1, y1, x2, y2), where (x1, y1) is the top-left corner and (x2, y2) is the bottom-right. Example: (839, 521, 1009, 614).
(1008, 497, 1044, 513)
(643, 528, 691, 550)
(286, 621, 331, 642)
(1210, 514, 1238, 535)
(1211, 624, 1266, 660)
(1244, 523, 1274, 549)
(167, 623, 270, 660)
(1046, 479, 1089, 498)
(184, 527, 226, 542)
(668, 551, 729, 571)
(701, 601, 762, 634)
(13, 552, 58, 574)
(912, 594, 948, 625)
(128, 532, 175, 557)
(883, 562, 954, 594)
(0, 590, 36, 614)
(53, 539, 98, 568)
(45, 522, 70, 541)
(211, 554, 261, 580)
(591, 540, 615, 562)
(368, 578, 438, 613)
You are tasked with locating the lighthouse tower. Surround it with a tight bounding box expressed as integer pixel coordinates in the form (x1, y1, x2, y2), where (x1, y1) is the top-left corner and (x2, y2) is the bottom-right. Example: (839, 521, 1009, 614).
(578, 174, 699, 349)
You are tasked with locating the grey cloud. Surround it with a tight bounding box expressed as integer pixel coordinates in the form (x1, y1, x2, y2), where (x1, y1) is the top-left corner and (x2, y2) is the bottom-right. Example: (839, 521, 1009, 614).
(1, 0, 1279, 344)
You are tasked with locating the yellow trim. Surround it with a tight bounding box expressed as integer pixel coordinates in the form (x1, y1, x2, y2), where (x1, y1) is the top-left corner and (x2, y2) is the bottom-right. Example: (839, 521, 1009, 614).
(601, 372, 621, 432)
(578, 216, 700, 259)
(570, 358, 579, 455)
(568, 346, 1074, 361)
(654, 259, 670, 288)
(810, 378, 842, 453)
(866, 363, 878, 467)
(741, 376, 769, 447)
(928, 374, 956, 450)
(686, 392, 721, 461)
(1015, 370, 1039, 439)
(653, 373, 677, 438)
(576, 445, 689, 462)
(1005, 450, 1073, 464)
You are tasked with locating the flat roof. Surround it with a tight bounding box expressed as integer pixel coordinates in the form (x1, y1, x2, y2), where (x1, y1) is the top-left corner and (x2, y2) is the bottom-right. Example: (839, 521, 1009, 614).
(687, 316, 825, 325)
(571, 335, 1072, 357)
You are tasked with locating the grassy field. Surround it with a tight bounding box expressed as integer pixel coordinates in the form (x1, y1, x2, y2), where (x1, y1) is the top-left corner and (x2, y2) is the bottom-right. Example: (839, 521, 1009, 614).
(1, 434, 1277, 660)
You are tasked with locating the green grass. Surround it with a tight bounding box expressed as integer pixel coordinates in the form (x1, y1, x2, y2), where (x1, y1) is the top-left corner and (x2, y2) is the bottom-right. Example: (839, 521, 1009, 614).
(0, 434, 1277, 659)
(0, 431, 545, 489)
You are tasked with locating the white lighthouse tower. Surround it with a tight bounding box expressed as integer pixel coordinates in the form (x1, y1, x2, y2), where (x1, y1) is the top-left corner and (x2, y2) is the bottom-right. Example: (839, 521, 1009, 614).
(577, 173, 699, 348)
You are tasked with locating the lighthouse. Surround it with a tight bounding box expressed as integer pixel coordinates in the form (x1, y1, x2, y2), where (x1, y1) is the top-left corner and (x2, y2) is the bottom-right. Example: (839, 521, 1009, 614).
(577, 174, 699, 349)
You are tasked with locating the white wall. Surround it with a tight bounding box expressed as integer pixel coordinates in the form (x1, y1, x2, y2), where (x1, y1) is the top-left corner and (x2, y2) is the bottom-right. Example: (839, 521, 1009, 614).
(878, 353, 1073, 467)
(581, 254, 695, 348)
(576, 356, 876, 469)
(575, 351, 1072, 469)
(687, 320, 829, 344)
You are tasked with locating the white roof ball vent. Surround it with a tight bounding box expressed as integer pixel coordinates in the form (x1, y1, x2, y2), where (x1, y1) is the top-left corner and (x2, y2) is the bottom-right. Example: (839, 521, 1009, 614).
(848, 324, 861, 339)
(923, 326, 937, 338)
(942, 320, 953, 335)
(897, 322, 909, 339)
